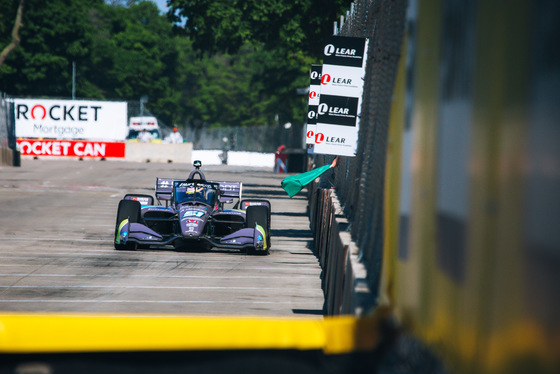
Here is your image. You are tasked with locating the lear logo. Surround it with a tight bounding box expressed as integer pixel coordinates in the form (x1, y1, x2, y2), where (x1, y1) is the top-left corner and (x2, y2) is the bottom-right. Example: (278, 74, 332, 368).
(324, 44, 357, 56)
(318, 103, 350, 115)
(314, 134, 346, 144)
(309, 91, 317, 99)
(307, 110, 316, 120)
(321, 74, 352, 85)
(310, 70, 321, 80)
(324, 44, 336, 56)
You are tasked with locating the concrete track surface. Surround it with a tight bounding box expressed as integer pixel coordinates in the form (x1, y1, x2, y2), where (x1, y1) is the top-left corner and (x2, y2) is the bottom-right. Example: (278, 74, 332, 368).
(0, 160, 323, 316)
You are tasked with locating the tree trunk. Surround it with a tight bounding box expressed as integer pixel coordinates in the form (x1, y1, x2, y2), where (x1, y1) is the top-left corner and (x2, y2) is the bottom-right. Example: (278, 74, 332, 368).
(0, 0, 25, 68)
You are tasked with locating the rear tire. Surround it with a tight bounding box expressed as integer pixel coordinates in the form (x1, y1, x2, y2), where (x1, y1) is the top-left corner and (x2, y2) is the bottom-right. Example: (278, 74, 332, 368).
(114, 199, 141, 250)
(246, 205, 270, 255)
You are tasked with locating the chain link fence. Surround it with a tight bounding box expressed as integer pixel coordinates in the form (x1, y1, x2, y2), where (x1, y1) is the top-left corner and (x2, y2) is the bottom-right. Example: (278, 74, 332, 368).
(183, 123, 305, 152)
(313, 0, 407, 301)
(127, 100, 303, 152)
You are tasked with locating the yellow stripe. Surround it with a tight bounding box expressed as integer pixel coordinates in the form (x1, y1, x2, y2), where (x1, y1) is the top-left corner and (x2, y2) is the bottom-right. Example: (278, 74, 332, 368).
(255, 224, 267, 249)
(0, 313, 380, 354)
(115, 218, 128, 244)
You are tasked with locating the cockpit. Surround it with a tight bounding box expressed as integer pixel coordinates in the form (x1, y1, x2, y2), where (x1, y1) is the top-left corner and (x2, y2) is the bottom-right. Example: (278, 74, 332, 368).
(174, 181, 219, 206)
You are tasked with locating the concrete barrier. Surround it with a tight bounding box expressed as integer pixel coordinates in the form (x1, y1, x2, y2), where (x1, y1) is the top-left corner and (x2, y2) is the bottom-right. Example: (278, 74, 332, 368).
(308, 184, 373, 316)
(0, 146, 14, 166)
(125, 142, 193, 164)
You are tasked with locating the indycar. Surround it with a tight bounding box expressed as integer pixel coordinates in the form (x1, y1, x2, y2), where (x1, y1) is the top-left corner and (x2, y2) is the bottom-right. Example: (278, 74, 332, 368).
(114, 160, 271, 254)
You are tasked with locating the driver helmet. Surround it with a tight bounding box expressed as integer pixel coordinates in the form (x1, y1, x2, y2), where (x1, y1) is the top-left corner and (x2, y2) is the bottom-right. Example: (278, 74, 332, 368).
(186, 186, 205, 200)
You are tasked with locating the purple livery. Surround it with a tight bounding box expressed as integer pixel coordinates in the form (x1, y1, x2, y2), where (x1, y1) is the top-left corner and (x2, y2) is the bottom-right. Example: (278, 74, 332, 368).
(114, 160, 271, 254)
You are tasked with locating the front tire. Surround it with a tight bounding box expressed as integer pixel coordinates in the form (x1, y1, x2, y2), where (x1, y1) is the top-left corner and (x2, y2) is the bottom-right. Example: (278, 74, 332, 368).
(114, 199, 141, 250)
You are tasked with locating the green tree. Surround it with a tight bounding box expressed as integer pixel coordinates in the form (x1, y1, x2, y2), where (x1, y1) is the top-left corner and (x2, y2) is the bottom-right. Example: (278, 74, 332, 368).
(86, 1, 181, 124)
(0, 0, 351, 133)
(0, 0, 183, 126)
(168, 0, 352, 126)
(0, 0, 99, 97)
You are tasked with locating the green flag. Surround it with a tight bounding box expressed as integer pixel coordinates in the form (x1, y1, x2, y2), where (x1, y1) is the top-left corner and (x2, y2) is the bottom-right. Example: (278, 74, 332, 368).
(281, 164, 332, 197)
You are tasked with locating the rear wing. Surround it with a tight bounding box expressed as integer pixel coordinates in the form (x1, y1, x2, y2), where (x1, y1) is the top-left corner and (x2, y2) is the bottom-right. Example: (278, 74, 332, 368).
(218, 182, 242, 200)
(155, 179, 242, 205)
(155, 178, 174, 204)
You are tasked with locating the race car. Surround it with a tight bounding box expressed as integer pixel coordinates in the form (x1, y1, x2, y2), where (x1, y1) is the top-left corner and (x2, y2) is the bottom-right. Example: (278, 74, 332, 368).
(114, 160, 271, 254)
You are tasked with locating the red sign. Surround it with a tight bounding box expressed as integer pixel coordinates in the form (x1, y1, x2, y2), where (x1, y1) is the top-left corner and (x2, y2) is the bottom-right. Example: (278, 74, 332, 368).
(17, 139, 126, 158)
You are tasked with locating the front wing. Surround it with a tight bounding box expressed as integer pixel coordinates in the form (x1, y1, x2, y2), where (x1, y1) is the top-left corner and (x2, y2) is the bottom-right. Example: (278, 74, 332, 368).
(116, 220, 267, 252)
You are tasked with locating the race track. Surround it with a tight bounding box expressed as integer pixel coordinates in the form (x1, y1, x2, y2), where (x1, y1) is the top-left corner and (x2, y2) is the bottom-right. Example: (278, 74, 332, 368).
(0, 160, 323, 316)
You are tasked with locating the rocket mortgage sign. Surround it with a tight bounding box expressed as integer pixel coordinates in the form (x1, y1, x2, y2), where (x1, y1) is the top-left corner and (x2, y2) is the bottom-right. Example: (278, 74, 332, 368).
(14, 98, 127, 159)
(17, 139, 126, 158)
(309, 35, 369, 157)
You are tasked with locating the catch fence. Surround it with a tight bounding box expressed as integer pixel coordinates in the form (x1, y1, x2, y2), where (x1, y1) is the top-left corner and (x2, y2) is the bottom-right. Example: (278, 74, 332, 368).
(183, 123, 304, 153)
(312, 0, 407, 307)
(128, 100, 302, 152)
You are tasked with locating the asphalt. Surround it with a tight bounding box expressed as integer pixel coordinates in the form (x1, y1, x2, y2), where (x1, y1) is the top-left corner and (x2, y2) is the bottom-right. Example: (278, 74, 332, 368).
(0, 159, 323, 317)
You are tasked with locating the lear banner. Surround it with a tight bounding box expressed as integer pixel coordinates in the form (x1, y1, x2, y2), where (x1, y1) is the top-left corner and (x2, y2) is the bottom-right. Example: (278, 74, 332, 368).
(13, 98, 128, 141)
(306, 65, 322, 146)
(313, 36, 369, 157)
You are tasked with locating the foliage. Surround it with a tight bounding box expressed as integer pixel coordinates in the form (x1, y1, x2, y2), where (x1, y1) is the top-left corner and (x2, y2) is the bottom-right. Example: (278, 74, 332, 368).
(168, 0, 351, 57)
(0, 0, 352, 130)
(168, 0, 352, 125)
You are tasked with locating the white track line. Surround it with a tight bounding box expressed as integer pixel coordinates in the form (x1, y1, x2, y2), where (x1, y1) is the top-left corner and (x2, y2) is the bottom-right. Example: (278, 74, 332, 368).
(0, 273, 316, 279)
(0, 285, 319, 291)
(0, 300, 313, 305)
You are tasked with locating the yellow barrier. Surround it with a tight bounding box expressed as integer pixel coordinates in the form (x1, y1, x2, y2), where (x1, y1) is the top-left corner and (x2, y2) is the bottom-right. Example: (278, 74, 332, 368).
(0, 313, 382, 355)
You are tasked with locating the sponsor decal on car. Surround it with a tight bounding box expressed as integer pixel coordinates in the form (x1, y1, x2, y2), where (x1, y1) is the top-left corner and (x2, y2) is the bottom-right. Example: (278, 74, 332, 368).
(183, 211, 205, 218)
(131, 196, 151, 206)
